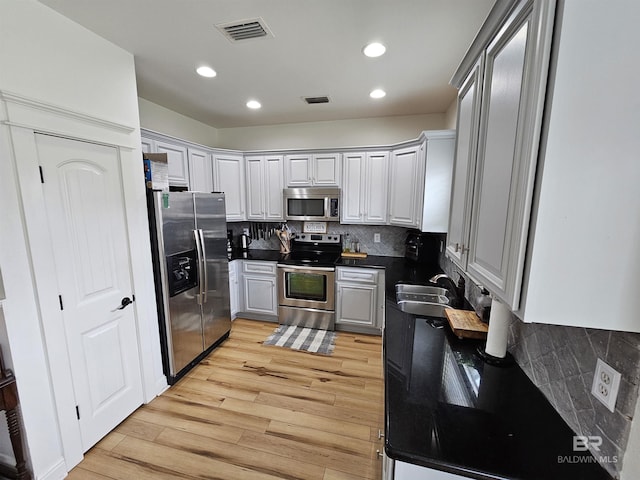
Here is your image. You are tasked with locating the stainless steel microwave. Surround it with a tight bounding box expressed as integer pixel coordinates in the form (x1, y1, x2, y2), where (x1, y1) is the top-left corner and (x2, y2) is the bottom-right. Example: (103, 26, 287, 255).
(283, 187, 340, 222)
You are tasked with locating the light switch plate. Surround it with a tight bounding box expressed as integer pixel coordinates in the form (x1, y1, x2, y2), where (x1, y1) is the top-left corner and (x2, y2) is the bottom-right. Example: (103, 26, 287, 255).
(591, 358, 621, 412)
(374, 233, 381, 243)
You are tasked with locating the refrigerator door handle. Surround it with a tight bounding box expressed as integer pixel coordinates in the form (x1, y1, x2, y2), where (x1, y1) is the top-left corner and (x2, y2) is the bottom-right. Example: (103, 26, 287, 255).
(198, 229, 209, 304)
(194, 229, 204, 305)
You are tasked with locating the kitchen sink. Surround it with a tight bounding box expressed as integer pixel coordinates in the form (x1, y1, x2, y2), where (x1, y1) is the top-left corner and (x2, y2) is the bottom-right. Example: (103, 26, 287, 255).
(395, 283, 454, 318)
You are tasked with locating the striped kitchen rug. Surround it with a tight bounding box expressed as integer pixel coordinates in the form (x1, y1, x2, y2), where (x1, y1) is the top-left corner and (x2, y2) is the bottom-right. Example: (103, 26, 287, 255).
(263, 325, 336, 355)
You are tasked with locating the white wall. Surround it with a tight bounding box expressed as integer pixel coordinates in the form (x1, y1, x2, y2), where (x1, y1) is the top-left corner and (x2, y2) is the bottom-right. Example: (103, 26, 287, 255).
(138, 97, 219, 147)
(0, 1, 164, 478)
(444, 99, 457, 130)
(216, 113, 446, 151)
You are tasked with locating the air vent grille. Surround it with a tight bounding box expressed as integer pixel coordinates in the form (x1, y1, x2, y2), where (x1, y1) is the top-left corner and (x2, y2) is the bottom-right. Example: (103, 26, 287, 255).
(304, 96, 330, 104)
(216, 18, 272, 42)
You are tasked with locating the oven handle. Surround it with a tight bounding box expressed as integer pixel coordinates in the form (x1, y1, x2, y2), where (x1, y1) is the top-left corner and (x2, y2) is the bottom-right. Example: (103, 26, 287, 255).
(277, 264, 335, 272)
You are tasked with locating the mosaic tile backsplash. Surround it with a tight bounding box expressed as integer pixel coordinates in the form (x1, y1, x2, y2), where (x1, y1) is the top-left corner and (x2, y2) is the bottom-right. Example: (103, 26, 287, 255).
(228, 221, 410, 257)
(440, 253, 640, 479)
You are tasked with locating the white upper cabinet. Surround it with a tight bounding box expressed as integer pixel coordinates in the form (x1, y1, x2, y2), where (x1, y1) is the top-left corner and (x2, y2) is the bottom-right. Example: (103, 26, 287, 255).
(154, 139, 189, 188)
(388, 144, 425, 228)
(213, 153, 246, 221)
(448, 0, 555, 310)
(341, 151, 389, 224)
(446, 60, 483, 266)
(420, 132, 456, 233)
(245, 155, 284, 221)
(140, 133, 190, 188)
(141, 136, 153, 154)
(521, 1, 640, 332)
(188, 147, 213, 193)
(284, 153, 341, 187)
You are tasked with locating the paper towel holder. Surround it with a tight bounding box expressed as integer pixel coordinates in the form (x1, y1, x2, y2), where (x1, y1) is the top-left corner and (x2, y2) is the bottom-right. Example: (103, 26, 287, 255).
(477, 346, 515, 366)
(477, 297, 515, 367)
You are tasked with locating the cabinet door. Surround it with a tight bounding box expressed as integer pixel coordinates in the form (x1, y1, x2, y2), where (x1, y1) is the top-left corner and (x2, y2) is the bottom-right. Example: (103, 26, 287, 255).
(228, 261, 238, 318)
(284, 154, 312, 186)
(243, 276, 277, 315)
(263, 155, 284, 221)
(336, 283, 377, 327)
(188, 148, 213, 193)
(446, 59, 483, 266)
(467, 10, 532, 307)
(245, 155, 265, 221)
(141, 136, 153, 153)
(388, 146, 423, 227)
(213, 154, 246, 221)
(313, 153, 341, 186)
(364, 151, 389, 224)
(341, 152, 365, 224)
(155, 140, 189, 188)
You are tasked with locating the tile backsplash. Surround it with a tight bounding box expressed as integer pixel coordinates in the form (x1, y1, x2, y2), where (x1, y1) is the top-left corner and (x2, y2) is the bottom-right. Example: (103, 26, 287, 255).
(440, 253, 640, 479)
(228, 221, 412, 257)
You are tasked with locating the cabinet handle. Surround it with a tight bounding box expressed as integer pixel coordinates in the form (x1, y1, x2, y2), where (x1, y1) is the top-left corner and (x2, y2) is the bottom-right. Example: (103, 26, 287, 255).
(376, 449, 383, 459)
(454, 243, 469, 254)
(378, 429, 384, 439)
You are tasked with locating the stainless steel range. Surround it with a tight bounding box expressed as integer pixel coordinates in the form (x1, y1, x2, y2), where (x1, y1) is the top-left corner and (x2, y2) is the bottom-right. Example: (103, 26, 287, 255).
(277, 233, 342, 330)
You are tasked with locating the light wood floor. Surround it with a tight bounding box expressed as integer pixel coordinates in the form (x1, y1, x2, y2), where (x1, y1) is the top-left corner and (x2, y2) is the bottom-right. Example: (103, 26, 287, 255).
(68, 319, 384, 480)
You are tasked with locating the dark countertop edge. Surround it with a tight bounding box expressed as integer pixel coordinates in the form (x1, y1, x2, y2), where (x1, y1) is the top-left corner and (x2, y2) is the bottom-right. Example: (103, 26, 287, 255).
(385, 445, 511, 480)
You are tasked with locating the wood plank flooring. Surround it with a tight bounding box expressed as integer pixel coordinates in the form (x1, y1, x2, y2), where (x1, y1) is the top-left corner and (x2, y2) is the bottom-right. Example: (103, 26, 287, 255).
(68, 319, 384, 480)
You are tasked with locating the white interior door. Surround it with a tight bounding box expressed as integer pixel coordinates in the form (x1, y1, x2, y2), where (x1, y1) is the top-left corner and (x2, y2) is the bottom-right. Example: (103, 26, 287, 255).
(35, 134, 143, 451)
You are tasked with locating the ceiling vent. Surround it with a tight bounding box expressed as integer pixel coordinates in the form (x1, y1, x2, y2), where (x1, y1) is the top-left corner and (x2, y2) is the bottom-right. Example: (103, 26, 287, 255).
(216, 18, 273, 42)
(304, 96, 330, 105)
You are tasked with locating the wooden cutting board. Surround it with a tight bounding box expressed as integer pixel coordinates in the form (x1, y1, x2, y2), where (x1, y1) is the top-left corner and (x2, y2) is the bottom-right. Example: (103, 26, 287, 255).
(445, 309, 488, 339)
(340, 252, 368, 258)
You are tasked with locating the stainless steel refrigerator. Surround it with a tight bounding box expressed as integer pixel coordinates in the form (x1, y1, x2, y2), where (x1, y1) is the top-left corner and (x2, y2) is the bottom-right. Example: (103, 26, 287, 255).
(147, 191, 231, 384)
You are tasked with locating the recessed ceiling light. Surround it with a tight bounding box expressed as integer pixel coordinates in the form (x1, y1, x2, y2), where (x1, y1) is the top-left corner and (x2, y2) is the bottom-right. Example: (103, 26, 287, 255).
(370, 89, 386, 99)
(246, 100, 261, 109)
(363, 42, 386, 58)
(196, 66, 217, 78)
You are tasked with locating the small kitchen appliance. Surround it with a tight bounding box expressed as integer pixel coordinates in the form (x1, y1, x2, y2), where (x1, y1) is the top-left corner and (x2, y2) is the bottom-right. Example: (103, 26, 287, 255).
(283, 187, 340, 222)
(405, 231, 444, 264)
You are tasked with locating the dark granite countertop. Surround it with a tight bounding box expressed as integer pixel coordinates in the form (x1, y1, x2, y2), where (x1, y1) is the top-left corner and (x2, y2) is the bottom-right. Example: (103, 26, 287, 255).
(229, 249, 282, 262)
(384, 300, 613, 480)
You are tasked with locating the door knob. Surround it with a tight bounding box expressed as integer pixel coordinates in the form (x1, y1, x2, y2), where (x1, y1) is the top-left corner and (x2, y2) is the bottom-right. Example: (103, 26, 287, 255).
(117, 297, 133, 310)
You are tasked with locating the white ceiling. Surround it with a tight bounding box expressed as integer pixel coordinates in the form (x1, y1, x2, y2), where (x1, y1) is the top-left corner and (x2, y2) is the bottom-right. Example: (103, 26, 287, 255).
(38, 0, 495, 129)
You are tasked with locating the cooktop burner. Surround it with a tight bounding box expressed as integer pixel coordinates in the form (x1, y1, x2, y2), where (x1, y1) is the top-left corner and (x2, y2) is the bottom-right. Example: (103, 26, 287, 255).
(278, 233, 342, 267)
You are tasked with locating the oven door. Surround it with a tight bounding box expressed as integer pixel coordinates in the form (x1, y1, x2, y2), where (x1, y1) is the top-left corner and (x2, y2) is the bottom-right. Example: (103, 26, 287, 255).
(277, 265, 335, 311)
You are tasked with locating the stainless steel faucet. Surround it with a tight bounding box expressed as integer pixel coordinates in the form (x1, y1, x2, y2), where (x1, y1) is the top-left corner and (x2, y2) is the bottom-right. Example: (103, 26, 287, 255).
(430, 273, 465, 307)
(429, 273, 450, 283)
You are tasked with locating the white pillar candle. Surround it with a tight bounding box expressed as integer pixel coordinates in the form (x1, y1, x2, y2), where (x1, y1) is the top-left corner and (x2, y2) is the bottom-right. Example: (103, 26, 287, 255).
(485, 298, 511, 358)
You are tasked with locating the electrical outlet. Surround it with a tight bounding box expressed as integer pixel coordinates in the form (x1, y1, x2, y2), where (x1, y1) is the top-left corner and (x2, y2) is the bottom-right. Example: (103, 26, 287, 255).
(591, 358, 621, 412)
(374, 233, 381, 243)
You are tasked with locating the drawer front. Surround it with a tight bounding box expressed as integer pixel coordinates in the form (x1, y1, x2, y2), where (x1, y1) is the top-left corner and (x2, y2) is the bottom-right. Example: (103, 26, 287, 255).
(336, 266, 378, 284)
(242, 260, 277, 275)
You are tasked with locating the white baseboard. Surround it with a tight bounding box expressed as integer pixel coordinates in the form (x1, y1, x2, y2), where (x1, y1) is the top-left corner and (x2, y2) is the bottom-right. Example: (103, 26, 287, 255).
(36, 457, 68, 480)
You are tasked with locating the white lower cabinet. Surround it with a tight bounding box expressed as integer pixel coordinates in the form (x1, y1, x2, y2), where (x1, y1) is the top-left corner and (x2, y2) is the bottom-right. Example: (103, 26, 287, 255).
(228, 260, 239, 319)
(239, 261, 278, 319)
(393, 460, 469, 480)
(335, 267, 384, 334)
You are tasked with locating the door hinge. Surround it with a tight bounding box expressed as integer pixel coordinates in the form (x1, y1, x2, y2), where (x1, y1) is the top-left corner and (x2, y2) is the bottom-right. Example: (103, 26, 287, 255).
(75, 405, 80, 420)
(39, 166, 45, 184)
(58, 295, 64, 311)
